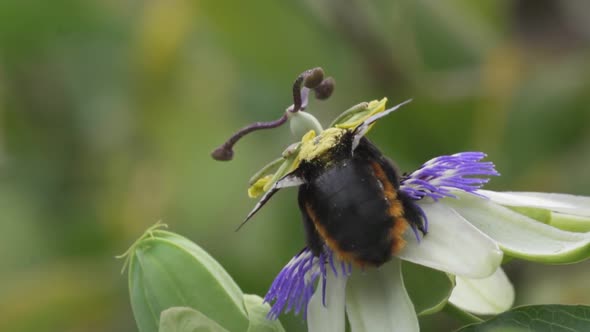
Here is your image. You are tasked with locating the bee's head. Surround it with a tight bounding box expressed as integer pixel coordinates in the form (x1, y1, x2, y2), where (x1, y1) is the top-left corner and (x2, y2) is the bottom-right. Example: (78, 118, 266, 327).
(298, 127, 351, 162)
(292, 127, 353, 180)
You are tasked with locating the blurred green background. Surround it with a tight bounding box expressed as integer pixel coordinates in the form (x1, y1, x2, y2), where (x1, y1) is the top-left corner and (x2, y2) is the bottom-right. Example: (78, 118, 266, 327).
(1, 0, 589, 331)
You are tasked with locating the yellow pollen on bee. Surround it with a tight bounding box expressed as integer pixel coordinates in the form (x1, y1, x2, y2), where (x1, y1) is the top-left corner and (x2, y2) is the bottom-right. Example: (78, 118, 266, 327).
(299, 127, 346, 162)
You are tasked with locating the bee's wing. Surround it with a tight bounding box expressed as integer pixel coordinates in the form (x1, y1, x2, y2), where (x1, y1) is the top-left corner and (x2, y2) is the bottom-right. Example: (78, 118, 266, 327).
(352, 99, 412, 151)
(237, 172, 305, 231)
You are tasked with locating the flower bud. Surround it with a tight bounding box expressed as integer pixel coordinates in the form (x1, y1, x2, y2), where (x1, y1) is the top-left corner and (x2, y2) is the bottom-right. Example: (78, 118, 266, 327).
(121, 224, 249, 332)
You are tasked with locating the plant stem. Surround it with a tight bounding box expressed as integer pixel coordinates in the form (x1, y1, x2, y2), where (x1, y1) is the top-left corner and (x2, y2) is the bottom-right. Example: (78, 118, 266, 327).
(443, 303, 484, 325)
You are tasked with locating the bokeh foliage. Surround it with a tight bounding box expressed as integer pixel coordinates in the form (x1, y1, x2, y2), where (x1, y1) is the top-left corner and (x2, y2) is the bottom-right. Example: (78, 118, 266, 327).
(0, 1, 589, 331)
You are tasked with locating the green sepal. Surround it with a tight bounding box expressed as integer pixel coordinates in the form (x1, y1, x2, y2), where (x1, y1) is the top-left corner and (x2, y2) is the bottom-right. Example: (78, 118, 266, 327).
(506, 206, 551, 224)
(329, 102, 370, 127)
(332, 98, 387, 129)
(447, 193, 590, 264)
(248, 157, 284, 187)
(509, 206, 590, 233)
(402, 261, 455, 316)
(550, 212, 590, 233)
(159, 307, 229, 332)
(247, 143, 301, 198)
(244, 294, 285, 332)
(480, 190, 590, 233)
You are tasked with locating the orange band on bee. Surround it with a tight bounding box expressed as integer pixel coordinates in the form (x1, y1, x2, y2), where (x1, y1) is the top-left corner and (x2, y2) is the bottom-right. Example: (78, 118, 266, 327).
(305, 202, 360, 265)
(370, 162, 404, 218)
(370, 161, 409, 254)
(390, 217, 408, 254)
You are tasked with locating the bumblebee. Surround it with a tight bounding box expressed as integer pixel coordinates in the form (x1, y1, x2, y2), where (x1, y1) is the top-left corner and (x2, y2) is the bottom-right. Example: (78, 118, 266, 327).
(297, 133, 426, 266)
(212, 68, 427, 267)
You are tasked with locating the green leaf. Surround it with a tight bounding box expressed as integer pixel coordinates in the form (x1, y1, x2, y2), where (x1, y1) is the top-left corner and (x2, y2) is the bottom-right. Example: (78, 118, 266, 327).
(243, 295, 285, 332)
(402, 261, 455, 316)
(446, 193, 590, 264)
(159, 307, 229, 332)
(457, 305, 590, 332)
(124, 228, 249, 332)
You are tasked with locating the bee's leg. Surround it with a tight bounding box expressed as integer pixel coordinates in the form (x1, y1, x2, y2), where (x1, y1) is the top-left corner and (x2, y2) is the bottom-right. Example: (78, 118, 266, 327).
(399, 191, 428, 239)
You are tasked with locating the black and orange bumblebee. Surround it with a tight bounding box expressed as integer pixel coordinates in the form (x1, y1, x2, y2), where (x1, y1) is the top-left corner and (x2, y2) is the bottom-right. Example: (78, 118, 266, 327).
(212, 68, 427, 268)
(297, 134, 427, 267)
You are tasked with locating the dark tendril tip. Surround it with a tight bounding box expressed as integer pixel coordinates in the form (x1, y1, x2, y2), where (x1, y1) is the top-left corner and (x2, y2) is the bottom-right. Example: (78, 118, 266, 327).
(211, 145, 234, 161)
(210, 114, 288, 161)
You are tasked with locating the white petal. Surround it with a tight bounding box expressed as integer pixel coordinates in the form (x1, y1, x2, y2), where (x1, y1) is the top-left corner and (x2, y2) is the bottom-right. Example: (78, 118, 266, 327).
(479, 190, 590, 217)
(345, 258, 419, 332)
(397, 202, 503, 278)
(307, 270, 347, 332)
(449, 268, 515, 315)
(446, 192, 590, 263)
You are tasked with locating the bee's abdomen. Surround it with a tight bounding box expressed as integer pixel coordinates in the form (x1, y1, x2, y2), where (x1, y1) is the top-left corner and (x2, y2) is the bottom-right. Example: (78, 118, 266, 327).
(299, 155, 409, 267)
